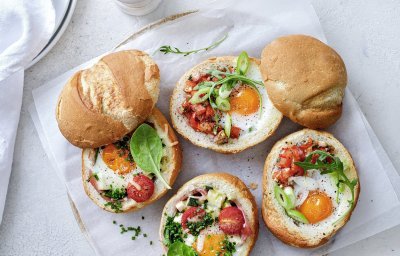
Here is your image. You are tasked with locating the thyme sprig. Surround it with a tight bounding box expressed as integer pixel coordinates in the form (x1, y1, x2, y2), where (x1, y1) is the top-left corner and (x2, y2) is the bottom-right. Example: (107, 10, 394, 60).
(158, 34, 228, 56)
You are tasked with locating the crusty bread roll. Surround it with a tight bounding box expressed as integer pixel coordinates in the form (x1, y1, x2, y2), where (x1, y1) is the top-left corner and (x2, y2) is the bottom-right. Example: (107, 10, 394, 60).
(160, 173, 259, 255)
(262, 129, 360, 248)
(56, 50, 160, 148)
(170, 56, 282, 154)
(82, 108, 182, 213)
(260, 35, 347, 129)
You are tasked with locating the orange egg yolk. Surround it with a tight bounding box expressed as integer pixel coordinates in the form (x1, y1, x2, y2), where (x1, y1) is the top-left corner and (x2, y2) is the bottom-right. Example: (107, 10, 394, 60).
(299, 191, 333, 224)
(102, 144, 135, 175)
(192, 234, 226, 256)
(229, 86, 260, 115)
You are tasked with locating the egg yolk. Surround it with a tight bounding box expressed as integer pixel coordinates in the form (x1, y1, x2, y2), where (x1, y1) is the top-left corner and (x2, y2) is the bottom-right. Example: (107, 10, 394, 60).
(229, 86, 260, 115)
(102, 144, 135, 175)
(299, 191, 333, 224)
(192, 234, 226, 256)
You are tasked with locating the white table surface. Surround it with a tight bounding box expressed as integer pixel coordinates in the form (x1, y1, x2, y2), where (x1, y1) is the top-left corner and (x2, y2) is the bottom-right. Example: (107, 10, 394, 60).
(0, 0, 399, 255)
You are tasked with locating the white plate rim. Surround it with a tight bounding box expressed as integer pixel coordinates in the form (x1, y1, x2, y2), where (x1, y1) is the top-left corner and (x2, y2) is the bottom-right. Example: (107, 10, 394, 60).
(26, 0, 77, 69)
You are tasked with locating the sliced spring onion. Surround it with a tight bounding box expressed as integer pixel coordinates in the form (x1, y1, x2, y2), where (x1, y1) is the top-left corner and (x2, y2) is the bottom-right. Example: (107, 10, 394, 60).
(216, 96, 230, 111)
(224, 114, 232, 137)
(274, 184, 293, 210)
(218, 83, 233, 99)
(194, 81, 214, 90)
(286, 209, 309, 224)
(236, 51, 250, 75)
(189, 87, 211, 104)
(283, 186, 296, 210)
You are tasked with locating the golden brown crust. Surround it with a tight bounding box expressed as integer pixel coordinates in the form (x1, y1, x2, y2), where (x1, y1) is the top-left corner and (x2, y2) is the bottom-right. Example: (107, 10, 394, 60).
(159, 173, 259, 255)
(56, 50, 160, 148)
(262, 129, 360, 248)
(260, 35, 347, 129)
(170, 56, 282, 154)
(81, 108, 182, 213)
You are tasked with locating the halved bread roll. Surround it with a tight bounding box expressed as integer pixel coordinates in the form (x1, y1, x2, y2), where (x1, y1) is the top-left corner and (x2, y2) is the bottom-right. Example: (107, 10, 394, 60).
(262, 129, 360, 248)
(56, 50, 160, 148)
(82, 108, 181, 213)
(170, 56, 282, 154)
(159, 173, 259, 256)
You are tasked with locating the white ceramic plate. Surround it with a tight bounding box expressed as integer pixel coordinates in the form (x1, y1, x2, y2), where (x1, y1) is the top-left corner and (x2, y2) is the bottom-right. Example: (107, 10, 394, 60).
(27, 0, 77, 69)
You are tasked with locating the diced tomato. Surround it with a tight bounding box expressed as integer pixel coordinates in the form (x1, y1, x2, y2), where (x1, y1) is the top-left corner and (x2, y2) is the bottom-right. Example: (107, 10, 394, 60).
(311, 154, 319, 164)
(189, 113, 200, 131)
(186, 80, 197, 88)
(205, 106, 215, 119)
(299, 138, 313, 152)
(198, 122, 214, 134)
(191, 104, 206, 116)
(127, 174, 154, 203)
(218, 206, 245, 235)
(181, 207, 206, 230)
(230, 126, 241, 139)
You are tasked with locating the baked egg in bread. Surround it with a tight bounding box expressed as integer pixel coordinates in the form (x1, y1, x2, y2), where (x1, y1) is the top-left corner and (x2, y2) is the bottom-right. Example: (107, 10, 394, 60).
(160, 173, 259, 256)
(82, 108, 182, 213)
(170, 52, 282, 154)
(262, 129, 359, 248)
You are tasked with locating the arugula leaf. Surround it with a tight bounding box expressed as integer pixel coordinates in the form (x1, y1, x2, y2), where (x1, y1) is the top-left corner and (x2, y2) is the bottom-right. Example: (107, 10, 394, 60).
(130, 124, 171, 189)
(167, 241, 198, 256)
(294, 150, 358, 214)
(158, 34, 228, 57)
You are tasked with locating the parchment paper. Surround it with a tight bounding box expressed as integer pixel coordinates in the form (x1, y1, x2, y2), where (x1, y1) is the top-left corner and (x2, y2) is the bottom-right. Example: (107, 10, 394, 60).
(30, 0, 400, 255)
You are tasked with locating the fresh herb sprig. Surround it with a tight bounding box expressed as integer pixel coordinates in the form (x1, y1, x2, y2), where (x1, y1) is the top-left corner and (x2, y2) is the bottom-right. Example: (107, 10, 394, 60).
(294, 150, 358, 211)
(158, 34, 228, 56)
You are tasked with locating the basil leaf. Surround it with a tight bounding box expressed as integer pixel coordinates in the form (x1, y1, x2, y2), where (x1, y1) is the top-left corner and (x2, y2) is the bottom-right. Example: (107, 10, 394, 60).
(130, 124, 171, 189)
(167, 241, 198, 256)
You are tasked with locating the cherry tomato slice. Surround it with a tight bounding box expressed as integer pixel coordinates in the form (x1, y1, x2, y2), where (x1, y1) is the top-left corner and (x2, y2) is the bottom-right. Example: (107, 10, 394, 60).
(218, 206, 245, 235)
(181, 207, 206, 230)
(127, 174, 154, 203)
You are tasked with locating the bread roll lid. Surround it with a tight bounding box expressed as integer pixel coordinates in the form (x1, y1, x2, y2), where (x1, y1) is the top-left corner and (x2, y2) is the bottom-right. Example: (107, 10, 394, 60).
(260, 35, 347, 128)
(56, 50, 160, 148)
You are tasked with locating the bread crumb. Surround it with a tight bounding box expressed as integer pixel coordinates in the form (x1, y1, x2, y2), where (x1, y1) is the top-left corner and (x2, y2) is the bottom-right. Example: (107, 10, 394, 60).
(249, 182, 258, 190)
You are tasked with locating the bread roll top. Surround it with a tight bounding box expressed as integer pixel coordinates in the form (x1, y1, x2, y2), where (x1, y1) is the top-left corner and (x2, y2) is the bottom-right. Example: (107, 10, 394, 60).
(56, 50, 160, 148)
(260, 35, 347, 129)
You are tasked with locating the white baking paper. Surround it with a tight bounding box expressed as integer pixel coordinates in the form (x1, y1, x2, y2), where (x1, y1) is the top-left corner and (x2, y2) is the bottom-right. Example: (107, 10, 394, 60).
(30, 0, 400, 255)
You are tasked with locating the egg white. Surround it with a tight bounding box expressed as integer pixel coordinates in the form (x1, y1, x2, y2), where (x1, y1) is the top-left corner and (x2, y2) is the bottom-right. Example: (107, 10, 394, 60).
(219, 61, 276, 137)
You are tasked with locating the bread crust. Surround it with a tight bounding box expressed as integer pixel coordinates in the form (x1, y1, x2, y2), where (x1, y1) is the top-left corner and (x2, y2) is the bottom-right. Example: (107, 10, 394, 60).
(57, 50, 160, 148)
(159, 173, 259, 255)
(262, 129, 360, 248)
(260, 35, 347, 129)
(170, 56, 282, 154)
(81, 108, 182, 213)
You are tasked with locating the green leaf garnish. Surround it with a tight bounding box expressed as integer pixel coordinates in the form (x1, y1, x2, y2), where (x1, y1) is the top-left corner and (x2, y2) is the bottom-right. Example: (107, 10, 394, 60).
(167, 241, 198, 256)
(158, 34, 228, 57)
(130, 124, 171, 189)
(294, 150, 358, 215)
